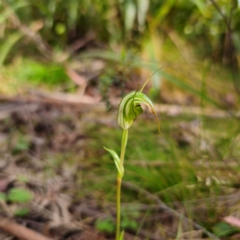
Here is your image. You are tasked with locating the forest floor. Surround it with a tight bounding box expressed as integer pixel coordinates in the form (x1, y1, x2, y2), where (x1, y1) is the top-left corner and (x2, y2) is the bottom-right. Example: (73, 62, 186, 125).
(0, 93, 240, 240)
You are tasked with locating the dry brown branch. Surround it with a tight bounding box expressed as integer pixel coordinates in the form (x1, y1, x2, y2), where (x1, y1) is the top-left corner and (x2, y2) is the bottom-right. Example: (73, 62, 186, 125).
(0, 93, 100, 108)
(1, 92, 240, 119)
(0, 216, 53, 240)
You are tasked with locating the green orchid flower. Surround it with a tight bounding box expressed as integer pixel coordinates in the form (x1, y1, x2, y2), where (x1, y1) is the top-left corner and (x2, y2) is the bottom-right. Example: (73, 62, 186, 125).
(118, 91, 160, 131)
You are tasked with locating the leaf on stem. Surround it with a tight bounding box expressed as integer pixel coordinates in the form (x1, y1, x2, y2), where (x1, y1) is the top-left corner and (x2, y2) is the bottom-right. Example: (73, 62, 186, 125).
(104, 147, 124, 177)
(119, 230, 125, 240)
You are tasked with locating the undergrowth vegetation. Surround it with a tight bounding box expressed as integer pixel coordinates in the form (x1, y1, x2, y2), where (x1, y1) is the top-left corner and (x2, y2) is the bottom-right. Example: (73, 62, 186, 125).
(84, 112, 240, 239)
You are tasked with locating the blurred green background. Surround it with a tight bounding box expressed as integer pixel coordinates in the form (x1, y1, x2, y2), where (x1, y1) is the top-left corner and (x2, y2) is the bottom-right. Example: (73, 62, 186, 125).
(1, 0, 240, 107)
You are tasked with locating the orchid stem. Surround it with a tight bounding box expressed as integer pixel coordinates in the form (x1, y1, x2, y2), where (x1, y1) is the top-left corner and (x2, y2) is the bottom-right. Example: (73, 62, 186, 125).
(120, 130, 128, 170)
(116, 129, 128, 240)
(116, 175, 121, 240)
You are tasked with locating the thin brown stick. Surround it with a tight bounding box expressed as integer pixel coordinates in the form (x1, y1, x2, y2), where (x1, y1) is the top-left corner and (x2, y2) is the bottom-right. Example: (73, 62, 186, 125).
(0, 216, 53, 240)
(0, 93, 240, 119)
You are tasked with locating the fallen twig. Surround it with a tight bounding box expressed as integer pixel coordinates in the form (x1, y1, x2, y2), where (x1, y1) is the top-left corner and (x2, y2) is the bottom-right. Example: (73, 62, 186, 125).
(0, 216, 53, 240)
(0, 91, 240, 120)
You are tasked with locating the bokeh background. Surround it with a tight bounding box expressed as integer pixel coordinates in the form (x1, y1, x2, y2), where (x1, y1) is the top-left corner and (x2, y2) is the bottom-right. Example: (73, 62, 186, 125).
(1, 0, 240, 105)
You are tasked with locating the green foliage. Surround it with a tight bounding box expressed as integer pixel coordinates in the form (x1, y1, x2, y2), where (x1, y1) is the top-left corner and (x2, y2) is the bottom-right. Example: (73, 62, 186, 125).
(95, 218, 115, 233)
(2, 0, 239, 64)
(6, 186, 32, 217)
(14, 207, 30, 217)
(1, 0, 239, 102)
(104, 147, 123, 177)
(8, 188, 33, 203)
(81, 50, 221, 107)
(15, 59, 70, 87)
(121, 216, 138, 230)
(213, 222, 239, 237)
(119, 230, 124, 240)
(81, 115, 239, 239)
(0, 193, 7, 201)
(0, 33, 23, 66)
(13, 135, 31, 154)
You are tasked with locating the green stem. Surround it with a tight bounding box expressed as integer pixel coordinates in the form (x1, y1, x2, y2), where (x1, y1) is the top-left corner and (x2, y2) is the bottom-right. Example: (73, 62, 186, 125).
(116, 175, 121, 240)
(116, 129, 128, 240)
(120, 130, 128, 171)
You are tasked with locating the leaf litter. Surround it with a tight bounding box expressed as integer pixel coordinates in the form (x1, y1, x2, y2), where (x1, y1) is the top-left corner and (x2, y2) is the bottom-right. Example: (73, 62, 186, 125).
(0, 100, 239, 239)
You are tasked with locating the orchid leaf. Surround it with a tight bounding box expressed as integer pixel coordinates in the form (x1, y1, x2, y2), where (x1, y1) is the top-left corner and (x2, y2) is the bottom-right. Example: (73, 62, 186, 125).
(119, 230, 125, 240)
(104, 147, 124, 177)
